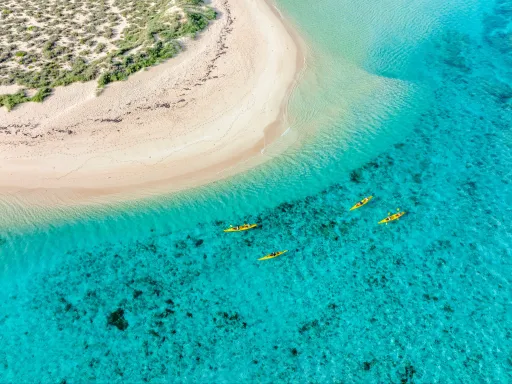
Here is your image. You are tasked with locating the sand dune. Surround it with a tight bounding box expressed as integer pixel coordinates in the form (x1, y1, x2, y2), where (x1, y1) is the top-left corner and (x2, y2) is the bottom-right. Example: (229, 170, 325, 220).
(0, 0, 302, 205)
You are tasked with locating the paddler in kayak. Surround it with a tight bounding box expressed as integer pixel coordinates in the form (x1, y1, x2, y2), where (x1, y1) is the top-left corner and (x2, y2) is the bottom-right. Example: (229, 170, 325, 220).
(258, 250, 288, 260)
(349, 196, 373, 211)
(378, 209, 406, 224)
(224, 223, 258, 232)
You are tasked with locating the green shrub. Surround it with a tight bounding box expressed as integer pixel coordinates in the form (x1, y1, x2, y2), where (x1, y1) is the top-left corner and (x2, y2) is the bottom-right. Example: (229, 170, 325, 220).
(0, 90, 31, 111)
(204, 9, 217, 20)
(31, 87, 52, 102)
(0, 87, 52, 110)
(179, 12, 213, 36)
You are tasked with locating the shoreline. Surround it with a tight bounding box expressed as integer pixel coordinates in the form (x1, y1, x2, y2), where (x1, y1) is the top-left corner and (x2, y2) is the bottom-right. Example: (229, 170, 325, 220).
(0, 0, 305, 207)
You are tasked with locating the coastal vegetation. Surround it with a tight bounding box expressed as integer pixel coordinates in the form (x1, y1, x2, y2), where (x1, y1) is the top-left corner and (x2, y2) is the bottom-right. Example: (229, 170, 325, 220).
(0, 0, 216, 110)
(0, 87, 51, 111)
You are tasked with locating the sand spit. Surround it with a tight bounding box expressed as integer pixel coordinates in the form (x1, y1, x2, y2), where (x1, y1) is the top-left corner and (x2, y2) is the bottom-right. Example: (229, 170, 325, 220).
(0, 0, 302, 206)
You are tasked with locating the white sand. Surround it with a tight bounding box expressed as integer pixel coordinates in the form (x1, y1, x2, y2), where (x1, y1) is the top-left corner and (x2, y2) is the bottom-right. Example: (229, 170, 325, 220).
(0, 0, 302, 205)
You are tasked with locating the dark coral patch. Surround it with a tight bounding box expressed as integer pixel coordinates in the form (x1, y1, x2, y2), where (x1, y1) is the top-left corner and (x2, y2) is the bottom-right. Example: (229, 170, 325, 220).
(107, 308, 129, 331)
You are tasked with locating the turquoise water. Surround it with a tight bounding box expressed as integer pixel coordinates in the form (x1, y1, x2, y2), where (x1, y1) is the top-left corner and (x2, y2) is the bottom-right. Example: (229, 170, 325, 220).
(1, 0, 512, 382)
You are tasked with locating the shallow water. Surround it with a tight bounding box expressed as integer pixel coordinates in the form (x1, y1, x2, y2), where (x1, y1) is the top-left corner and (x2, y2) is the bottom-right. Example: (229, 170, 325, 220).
(1, 0, 511, 382)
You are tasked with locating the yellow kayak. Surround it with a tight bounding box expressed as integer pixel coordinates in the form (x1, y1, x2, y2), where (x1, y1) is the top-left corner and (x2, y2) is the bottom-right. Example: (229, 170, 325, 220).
(378, 211, 406, 224)
(258, 250, 288, 261)
(224, 223, 257, 232)
(349, 195, 373, 211)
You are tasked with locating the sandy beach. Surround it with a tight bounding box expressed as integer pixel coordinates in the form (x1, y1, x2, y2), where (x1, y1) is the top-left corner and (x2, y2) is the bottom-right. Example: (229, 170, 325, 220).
(0, 0, 302, 205)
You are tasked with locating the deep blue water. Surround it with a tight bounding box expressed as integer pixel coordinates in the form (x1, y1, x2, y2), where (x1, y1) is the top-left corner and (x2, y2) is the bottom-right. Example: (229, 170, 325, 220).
(1, 0, 512, 382)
